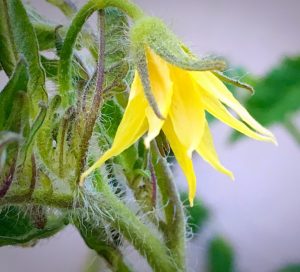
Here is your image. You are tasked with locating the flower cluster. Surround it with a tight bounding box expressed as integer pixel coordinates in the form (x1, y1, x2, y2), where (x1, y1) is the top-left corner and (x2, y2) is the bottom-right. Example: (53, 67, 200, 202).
(80, 17, 276, 206)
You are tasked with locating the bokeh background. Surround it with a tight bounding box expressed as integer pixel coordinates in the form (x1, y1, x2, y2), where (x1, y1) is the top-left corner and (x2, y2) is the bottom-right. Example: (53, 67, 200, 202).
(0, 0, 299, 271)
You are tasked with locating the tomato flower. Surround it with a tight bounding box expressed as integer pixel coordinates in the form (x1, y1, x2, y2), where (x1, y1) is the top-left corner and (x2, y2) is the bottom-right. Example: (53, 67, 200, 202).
(80, 47, 276, 206)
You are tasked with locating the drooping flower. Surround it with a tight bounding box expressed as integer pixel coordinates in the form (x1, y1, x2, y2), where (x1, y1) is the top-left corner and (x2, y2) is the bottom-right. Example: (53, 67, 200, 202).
(80, 47, 276, 206)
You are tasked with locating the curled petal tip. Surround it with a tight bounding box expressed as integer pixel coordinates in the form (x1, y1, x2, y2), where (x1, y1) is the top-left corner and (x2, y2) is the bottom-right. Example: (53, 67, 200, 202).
(189, 198, 194, 207)
(272, 137, 279, 146)
(266, 134, 278, 146)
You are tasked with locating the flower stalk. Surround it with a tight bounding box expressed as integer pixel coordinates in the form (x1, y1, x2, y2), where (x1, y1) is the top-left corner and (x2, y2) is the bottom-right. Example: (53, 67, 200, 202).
(151, 142, 186, 271)
(76, 10, 106, 183)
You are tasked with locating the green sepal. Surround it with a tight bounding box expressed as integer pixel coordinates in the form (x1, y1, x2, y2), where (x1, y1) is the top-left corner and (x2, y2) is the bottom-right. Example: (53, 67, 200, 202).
(135, 49, 165, 119)
(213, 71, 254, 94)
(130, 17, 226, 72)
(0, 58, 28, 130)
(0, 0, 17, 76)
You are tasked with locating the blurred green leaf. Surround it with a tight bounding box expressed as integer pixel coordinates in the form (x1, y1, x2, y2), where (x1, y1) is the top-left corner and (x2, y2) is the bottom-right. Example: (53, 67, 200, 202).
(0, 206, 66, 246)
(208, 236, 235, 272)
(180, 192, 209, 234)
(76, 220, 132, 272)
(231, 56, 300, 141)
(278, 265, 300, 272)
(0, 59, 28, 130)
(46, 0, 77, 18)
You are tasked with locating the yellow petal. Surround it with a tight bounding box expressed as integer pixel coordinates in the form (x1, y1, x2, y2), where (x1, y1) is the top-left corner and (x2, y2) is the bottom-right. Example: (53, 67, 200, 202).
(168, 66, 205, 155)
(201, 92, 276, 143)
(162, 117, 196, 206)
(191, 71, 276, 142)
(144, 48, 173, 148)
(80, 74, 148, 184)
(197, 120, 234, 179)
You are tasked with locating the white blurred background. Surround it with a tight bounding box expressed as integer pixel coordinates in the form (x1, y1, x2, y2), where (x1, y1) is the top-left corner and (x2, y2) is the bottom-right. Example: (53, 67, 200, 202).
(0, 0, 300, 271)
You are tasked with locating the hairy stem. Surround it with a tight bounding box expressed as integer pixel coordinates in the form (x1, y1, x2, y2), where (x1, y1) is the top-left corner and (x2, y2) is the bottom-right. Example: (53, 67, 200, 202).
(151, 141, 186, 271)
(58, 0, 144, 104)
(76, 10, 106, 183)
(93, 175, 177, 272)
(0, 192, 74, 209)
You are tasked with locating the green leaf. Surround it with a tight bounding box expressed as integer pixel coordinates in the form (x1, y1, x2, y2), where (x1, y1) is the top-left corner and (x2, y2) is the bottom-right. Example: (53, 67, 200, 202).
(6, 0, 47, 110)
(208, 236, 235, 272)
(26, 5, 61, 51)
(180, 192, 209, 234)
(0, 59, 28, 130)
(278, 265, 300, 272)
(231, 56, 300, 142)
(0, 0, 17, 76)
(0, 206, 66, 246)
(247, 56, 300, 123)
(46, 0, 77, 18)
(3, 91, 30, 134)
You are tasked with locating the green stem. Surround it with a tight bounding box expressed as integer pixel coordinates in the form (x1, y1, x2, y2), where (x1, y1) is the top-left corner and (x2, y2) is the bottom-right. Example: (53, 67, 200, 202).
(77, 219, 133, 272)
(0, 176, 177, 271)
(284, 117, 300, 145)
(151, 142, 186, 271)
(97, 250, 132, 272)
(93, 175, 176, 272)
(58, 0, 144, 106)
(0, 0, 17, 76)
(0, 192, 73, 209)
(75, 10, 106, 183)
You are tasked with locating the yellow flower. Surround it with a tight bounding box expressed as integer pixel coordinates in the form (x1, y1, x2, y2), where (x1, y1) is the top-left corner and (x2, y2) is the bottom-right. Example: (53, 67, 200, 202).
(80, 48, 276, 206)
